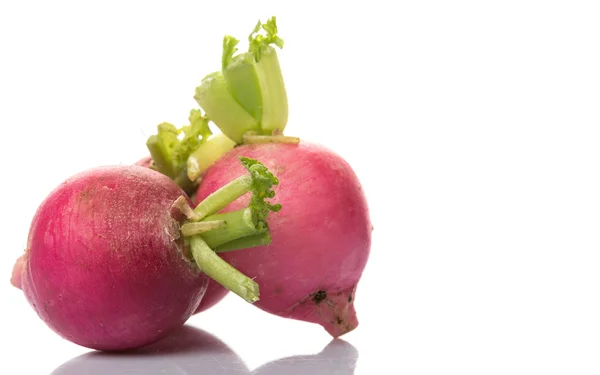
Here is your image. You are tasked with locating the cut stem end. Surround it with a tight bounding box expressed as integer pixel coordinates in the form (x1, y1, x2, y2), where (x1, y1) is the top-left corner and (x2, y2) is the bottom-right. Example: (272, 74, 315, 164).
(181, 220, 227, 237)
(172, 196, 201, 221)
(243, 134, 300, 145)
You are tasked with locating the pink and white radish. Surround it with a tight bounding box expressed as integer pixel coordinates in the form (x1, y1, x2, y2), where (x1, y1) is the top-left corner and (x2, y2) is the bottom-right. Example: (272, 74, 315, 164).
(195, 142, 372, 337)
(20, 165, 207, 350)
(130, 17, 373, 332)
(17, 159, 280, 351)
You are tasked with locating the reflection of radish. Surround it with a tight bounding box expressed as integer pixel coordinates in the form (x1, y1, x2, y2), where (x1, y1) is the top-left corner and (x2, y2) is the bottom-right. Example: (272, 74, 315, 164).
(253, 339, 358, 375)
(195, 142, 372, 337)
(51, 325, 250, 375)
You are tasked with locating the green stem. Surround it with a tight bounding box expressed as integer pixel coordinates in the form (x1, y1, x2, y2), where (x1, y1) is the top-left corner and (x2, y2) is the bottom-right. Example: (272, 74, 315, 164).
(192, 175, 252, 220)
(181, 220, 227, 237)
(200, 208, 258, 248)
(224, 55, 264, 123)
(189, 235, 259, 303)
(146, 135, 176, 178)
(187, 133, 236, 182)
(194, 20, 289, 143)
(173, 167, 197, 196)
(214, 232, 272, 253)
(254, 46, 288, 134)
(194, 72, 259, 144)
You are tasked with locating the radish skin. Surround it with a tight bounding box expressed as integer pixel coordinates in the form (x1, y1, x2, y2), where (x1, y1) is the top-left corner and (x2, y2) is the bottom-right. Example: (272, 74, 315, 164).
(21, 165, 210, 351)
(193, 279, 230, 313)
(195, 141, 372, 337)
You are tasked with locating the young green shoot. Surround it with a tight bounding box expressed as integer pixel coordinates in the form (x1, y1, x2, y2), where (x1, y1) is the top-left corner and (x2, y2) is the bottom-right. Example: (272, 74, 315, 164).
(146, 109, 212, 194)
(194, 16, 289, 144)
(187, 133, 237, 182)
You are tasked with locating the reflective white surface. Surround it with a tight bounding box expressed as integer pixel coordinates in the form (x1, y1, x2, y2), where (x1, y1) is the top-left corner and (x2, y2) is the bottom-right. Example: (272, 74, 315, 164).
(4, 289, 375, 374)
(51, 326, 358, 375)
(2, 0, 600, 374)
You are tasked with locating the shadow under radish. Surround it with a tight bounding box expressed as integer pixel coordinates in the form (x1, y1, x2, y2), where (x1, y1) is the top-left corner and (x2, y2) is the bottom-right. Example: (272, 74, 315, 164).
(51, 324, 359, 375)
(252, 339, 359, 375)
(51, 325, 250, 375)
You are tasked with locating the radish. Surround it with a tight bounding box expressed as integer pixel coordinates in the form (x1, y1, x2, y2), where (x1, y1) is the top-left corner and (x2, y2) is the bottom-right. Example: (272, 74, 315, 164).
(134, 16, 372, 330)
(19, 158, 281, 351)
(194, 142, 372, 337)
(20, 165, 206, 351)
(144, 16, 298, 315)
(188, 17, 372, 337)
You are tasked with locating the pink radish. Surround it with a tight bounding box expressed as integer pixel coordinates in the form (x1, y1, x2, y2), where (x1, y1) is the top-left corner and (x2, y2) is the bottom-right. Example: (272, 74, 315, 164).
(134, 17, 373, 326)
(19, 159, 280, 351)
(195, 141, 372, 337)
(20, 165, 209, 350)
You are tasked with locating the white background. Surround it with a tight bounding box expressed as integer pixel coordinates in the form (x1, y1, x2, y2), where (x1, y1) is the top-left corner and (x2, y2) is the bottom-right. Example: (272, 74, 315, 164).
(1, 1, 599, 374)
